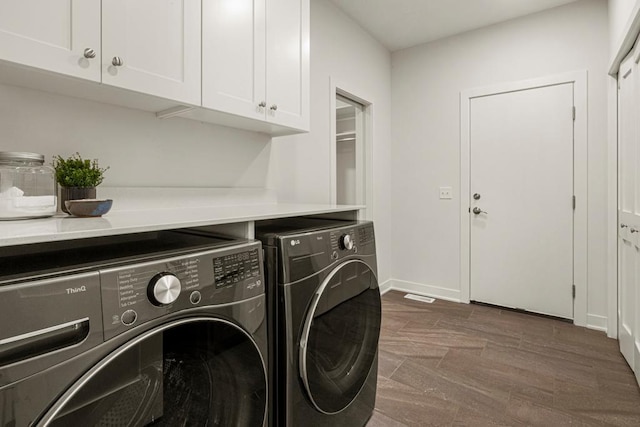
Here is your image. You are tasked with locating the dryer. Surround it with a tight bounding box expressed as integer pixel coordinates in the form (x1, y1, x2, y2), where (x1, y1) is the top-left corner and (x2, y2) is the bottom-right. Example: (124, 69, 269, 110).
(257, 219, 381, 427)
(0, 230, 268, 426)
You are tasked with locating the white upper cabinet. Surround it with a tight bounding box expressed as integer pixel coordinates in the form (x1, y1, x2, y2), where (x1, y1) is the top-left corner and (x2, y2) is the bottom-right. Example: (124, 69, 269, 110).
(202, 0, 266, 120)
(265, 0, 309, 130)
(102, 0, 201, 105)
(202, 0, 309, 132)
(0, 0, 101, 81)
(0, 0, 307, 135)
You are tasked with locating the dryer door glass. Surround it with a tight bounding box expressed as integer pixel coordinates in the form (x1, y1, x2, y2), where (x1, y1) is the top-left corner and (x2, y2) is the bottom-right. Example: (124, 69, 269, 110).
(300, 259, 381, 414)
(41, 318, 267, 426)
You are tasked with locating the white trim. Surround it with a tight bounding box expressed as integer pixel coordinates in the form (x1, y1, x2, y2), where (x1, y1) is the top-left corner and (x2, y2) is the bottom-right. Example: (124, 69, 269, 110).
(607, 75, 619, 339)
(387, 279, 461, 303)
(460, 71, 589, 327)
(609, 1, 640, 76)
(587, 314, 609, 333)
(379, 279, 393, 295)
(329, 78, 375, 220)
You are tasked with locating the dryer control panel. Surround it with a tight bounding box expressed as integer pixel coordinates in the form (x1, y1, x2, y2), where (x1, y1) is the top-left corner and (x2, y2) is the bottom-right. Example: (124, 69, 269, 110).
(100, 241, 263, 340)
(279, 222, 376, 284)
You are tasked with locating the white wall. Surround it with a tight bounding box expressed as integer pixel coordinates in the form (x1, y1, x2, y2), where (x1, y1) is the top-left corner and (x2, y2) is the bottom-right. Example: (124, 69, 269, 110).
(0, 83, 272, 189)
(391, 0, 610, 326)
(270, 0, 392, 283)
(609, 0, 640, 55)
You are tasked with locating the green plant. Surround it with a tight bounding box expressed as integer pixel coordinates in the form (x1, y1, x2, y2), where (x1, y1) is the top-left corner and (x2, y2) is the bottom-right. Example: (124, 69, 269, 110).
(53, 153, 109, 188)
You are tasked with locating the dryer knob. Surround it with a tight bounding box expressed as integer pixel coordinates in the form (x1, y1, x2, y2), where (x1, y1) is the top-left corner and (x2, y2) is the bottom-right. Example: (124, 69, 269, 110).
(148, 273, 181, 306)
(340, 234, 354, 251)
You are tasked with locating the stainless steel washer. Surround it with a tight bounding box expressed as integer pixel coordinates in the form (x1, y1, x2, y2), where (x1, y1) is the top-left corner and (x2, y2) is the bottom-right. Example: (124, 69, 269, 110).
(0, 230, 268, 426)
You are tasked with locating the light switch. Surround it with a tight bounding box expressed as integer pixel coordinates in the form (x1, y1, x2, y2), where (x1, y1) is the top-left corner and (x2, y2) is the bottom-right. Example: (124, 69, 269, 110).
(439, 187, 453, 199)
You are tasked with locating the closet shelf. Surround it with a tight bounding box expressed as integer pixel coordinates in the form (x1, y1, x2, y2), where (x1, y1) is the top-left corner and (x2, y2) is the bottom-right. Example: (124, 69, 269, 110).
(336, 131, 356, 142)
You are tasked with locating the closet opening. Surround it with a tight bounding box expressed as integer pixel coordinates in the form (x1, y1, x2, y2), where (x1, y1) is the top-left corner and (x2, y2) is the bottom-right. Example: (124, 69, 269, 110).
(331, 88, 372, 219)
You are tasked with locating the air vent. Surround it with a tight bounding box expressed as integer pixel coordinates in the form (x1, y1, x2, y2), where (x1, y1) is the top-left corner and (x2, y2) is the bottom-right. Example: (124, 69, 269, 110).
(404, 294, 435, 304)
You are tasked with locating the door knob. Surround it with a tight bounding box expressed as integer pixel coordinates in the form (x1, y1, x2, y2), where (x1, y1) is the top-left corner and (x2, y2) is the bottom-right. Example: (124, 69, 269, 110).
(258, 101, 266, 108)
(270, 104, 278, 111)
(112, 56, 124, 67)
(621, 224, 628, 229)
(473, 193, 481, 200)
(472, 207, 487, 215)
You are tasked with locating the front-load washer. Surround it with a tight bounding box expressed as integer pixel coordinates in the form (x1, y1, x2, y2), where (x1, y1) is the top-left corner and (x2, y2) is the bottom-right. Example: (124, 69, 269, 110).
(0, 230, 268, 426)
(256, 219, 381, 427)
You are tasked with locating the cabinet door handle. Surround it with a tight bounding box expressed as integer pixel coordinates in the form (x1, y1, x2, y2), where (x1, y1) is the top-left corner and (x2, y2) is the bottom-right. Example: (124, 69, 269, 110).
(270, 104, 278, 111)
(621, 224, 628, 228)
(112, 56, 124, 67)
(83, 48, 96, 59)
(632, 228, 638, 234)
(258, 101, 266, 108)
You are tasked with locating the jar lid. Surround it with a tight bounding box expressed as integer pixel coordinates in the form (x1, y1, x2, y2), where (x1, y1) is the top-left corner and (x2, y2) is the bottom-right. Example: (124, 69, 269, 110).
(0, 152, 45, 163)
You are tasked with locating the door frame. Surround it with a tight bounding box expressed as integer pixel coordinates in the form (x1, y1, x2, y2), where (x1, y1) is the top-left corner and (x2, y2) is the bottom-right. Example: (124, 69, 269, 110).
(459, 71, 588, 326)
(329, 77, 375, 220)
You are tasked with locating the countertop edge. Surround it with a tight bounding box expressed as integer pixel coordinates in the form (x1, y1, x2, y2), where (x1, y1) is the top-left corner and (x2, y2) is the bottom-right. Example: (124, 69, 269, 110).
(0, 203, 363, 247)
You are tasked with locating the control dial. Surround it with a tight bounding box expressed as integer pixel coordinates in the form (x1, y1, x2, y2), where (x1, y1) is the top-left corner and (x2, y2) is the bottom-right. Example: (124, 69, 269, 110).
(340, 234, 354, 251)
(148, 273, 181, 306)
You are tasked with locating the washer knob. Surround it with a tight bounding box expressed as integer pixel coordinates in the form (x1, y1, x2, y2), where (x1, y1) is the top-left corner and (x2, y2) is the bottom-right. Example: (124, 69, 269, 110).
(148, 273, 181, 306)
(340, 234, 354, 251)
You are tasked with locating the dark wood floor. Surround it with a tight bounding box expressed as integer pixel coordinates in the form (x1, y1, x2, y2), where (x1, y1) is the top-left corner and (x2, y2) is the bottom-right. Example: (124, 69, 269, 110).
(367, 291, 640, 426)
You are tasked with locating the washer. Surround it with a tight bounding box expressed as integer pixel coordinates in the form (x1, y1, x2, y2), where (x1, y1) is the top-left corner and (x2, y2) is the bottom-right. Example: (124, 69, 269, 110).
(257, 219, 381, 427)
(0, 230, 268, 426)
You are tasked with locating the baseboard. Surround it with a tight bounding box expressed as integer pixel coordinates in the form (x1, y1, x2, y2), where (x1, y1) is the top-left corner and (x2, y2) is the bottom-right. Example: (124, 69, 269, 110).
(379, 279, 393, 295)
(587, 314, 608, 333)
(386, 279, 461, 303)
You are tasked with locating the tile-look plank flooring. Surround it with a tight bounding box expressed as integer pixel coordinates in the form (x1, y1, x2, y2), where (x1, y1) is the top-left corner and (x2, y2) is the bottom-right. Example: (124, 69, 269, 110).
(367, 291, 640, 426)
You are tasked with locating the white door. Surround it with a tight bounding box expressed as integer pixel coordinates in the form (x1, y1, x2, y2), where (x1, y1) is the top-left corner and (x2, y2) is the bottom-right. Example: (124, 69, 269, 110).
(202, 0, 266, 120)
(469, 83, 574, 319)
(0, 0, 100, 81)
(101, 0, 201, 105)
(618, 51, 639, 373)
(265, 0, 309, 130)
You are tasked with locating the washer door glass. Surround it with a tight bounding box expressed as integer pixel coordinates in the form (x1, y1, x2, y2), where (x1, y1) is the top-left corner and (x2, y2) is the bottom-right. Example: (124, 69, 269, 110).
(300, 259, 381, 414)
(42, 318, 266, 426)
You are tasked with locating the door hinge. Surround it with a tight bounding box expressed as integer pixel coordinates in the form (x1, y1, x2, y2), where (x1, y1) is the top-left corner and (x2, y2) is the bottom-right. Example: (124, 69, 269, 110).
(572, 284, 576, 299)
(572, 195, 576, 210)
(572, 106, 576, 121)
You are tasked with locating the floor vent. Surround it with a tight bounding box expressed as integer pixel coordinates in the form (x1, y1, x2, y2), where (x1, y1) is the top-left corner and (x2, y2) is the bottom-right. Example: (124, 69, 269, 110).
(404, 294, 435, 303)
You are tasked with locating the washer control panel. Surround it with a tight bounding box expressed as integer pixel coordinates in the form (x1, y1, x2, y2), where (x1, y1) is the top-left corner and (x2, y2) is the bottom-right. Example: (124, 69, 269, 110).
(100, 241, 264, 340)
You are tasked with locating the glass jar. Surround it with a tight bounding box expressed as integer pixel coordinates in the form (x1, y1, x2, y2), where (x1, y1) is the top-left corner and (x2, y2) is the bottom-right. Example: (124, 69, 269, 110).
(0, 152, 57, 219)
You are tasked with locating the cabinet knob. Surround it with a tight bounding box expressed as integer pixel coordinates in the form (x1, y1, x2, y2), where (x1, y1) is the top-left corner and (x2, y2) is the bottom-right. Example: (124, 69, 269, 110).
(621, 224, 628, 228)
(83, 48, 96, 59)
(112, 56, 124, 67)
(258, 101, 266, 108)
(270, 104, 278, 111)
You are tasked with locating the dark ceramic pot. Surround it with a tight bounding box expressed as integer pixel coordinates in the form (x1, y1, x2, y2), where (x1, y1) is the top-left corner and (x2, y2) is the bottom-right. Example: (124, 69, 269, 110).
(60, 187, 96, 214)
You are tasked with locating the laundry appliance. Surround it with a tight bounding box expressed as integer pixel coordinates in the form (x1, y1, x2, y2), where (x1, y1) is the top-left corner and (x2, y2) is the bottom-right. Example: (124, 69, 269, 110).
(0, 229, 268, 426)
(257, 219, 381, 427)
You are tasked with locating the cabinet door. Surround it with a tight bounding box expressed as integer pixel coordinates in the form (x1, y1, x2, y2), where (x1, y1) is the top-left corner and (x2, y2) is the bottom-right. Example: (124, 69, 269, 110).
(0, 0, 100, 81)
(265, 0, 309, 130)
(102, 0, 201, 105)
(202, 0, 266, 120)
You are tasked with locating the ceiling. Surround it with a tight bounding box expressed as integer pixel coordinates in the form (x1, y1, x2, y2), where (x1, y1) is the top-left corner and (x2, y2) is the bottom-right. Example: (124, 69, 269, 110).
(329, 0, 580, 51)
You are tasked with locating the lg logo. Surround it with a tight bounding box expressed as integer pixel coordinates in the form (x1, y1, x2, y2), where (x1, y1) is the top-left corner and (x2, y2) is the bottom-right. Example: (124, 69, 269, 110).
(290, 239, 301, 246)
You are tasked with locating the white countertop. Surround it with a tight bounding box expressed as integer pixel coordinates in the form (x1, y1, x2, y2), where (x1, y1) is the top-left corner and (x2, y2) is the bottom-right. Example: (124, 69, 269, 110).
(0, 203, 362, 247)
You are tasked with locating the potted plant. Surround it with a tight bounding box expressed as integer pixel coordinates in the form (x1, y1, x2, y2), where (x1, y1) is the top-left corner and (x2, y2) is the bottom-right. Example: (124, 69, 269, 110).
(53, 153, 109, 214)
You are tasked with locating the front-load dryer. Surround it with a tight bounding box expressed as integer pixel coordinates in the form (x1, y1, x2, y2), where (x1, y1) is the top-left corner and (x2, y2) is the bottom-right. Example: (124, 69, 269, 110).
(257, 219, 381, 427)
(0, 230, 268, 426)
